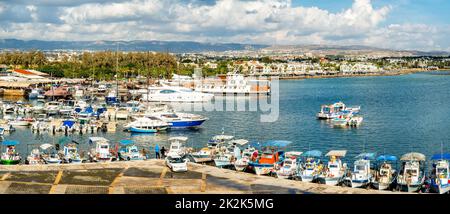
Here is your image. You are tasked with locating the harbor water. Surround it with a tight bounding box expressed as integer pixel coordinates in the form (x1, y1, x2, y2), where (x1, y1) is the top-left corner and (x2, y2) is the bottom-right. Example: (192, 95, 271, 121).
(2, 71, 450, 164)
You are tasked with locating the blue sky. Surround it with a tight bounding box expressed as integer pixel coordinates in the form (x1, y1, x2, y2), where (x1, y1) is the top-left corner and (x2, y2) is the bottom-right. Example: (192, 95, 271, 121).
(0, 0, 449, 51)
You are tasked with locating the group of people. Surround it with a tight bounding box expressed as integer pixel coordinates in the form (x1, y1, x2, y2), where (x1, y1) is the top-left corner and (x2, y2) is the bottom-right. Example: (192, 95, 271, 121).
(154, 144, 167, 159)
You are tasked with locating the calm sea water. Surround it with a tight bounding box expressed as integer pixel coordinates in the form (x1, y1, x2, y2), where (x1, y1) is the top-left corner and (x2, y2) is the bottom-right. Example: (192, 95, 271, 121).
(3, 71, 450, 164)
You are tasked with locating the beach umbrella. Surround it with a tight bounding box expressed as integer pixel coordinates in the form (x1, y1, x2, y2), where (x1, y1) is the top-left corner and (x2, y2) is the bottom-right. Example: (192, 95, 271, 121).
(2, 140, 19, 146)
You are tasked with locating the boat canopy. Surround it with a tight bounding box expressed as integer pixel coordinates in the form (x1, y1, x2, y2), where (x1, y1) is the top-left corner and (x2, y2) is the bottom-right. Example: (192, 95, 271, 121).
(302, 150, 322, 157)
(355, 152, 377, 160)
(376, 155, 398, 162)
(229, 139, 249, 146)
(119, 139, 134, 145)
(2, 140, 19, 146)
(168, 136, 188, 142)
(262, 140, 292, 147)
(431, 153, 450, 161)
(400, 152, 426, 161)
(326, 150, 347, 157)
(211, 135, 234, 141)
(40, 143, 53, 150)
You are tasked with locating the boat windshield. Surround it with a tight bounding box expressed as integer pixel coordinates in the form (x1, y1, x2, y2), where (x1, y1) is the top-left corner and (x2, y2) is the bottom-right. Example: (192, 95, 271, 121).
(329, 164, 338, 168)
(284, 160, 293, 165)
(100, 145, 109, 149)
(355, 165, 366, 171)
(170, 158, 184, 163)
(437, 167, 448, 174)
(171, 145, 179, 150)
(130, 148, 138, 153)
(405, 169, 418, 177)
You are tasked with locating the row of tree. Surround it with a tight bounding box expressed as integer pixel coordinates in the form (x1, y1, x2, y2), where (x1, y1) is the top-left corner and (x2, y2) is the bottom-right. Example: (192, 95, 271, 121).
(0, 51, 195, 80)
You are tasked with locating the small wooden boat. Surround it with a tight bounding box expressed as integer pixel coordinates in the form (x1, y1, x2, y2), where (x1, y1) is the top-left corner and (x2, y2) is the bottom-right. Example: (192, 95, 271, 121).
(296, 150, 323, 182)
(429, 153, 450, 194)
(317, 150, 348, 186)
(348, 153, 376, 188)
(276, 151, 302, 179)
(372, 155, 398, 190)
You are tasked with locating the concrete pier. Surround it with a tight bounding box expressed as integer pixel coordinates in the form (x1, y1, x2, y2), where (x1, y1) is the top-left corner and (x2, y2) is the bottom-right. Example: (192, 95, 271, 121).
(0, 160, 395, 194)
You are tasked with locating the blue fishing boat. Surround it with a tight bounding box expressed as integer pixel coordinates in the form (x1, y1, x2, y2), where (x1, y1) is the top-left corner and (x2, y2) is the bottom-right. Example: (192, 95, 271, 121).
(149, 112, 208, 128)
(429, 153, 450, 194)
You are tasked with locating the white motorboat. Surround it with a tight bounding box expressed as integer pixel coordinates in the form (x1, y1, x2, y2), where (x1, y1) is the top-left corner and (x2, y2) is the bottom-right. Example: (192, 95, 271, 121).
(142, 86, 214, 102)
(26, 149, 44, 165)
(45, 101, 61, 115)
(89, 137, 113, 162)
(318, 150, 348, 186)
(124, 117, 169, 133)
(166, 136, 188, 158)
(276, 151, 302, 179)
(348, 153, 376, 188)
(62, 143, 83, 164)
(8, 117, 34, 127)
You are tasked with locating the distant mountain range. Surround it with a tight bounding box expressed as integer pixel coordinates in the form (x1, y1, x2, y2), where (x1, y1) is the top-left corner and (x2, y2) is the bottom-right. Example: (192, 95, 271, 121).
(0, 39, 267, 53)
(0, 39, 448, 56)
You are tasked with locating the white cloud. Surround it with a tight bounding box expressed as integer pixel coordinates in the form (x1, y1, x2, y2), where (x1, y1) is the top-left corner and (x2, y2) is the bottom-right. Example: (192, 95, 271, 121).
(0, 0, 448, 51)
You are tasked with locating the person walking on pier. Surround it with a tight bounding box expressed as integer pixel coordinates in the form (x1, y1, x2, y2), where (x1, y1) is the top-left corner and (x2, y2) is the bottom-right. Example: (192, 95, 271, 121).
(155, 144, 160, 159)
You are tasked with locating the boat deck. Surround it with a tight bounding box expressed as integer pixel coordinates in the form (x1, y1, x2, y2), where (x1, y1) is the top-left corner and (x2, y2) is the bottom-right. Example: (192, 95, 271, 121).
(0, 160, 397, 194)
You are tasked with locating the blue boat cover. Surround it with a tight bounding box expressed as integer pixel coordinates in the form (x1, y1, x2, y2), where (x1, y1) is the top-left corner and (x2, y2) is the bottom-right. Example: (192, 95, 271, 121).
(63, 120, 76, 128)
(376, 155, 398, 162)
(120, 139, 134, 145)
(431, 153, 450, 160)
(2, 140, 19, 146)
(355, 152, 377, 160)
(84, 106, 93, 113)
(302, 150, 322, 157)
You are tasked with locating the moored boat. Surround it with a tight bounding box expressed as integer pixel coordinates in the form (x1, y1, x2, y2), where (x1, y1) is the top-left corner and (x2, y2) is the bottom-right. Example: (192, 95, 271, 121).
(276, 151, 302, 179)
(429, 153, 450, 194)
(296, 150, 323, 182)
(372, 155, 398, 190)
(0, 140, 21, 165)
(317, 150, 348, 186)
(347, 152, 376, 188)
(396, 152, 426, 192)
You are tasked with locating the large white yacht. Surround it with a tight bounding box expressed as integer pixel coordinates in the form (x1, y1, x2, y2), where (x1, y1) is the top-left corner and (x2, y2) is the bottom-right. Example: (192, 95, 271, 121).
(141, 86, 214, 102)
(194, 73, 271, 95)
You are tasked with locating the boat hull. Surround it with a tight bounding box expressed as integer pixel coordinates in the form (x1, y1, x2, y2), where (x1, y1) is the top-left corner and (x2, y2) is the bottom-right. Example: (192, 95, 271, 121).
(1, 159, 20, 165)
(351, 179, 370, 188)
(214, 159, 232, 168)
(397, 183, 423, 192)
(169, 119, 206, 128)
(129, 127, 160, 133)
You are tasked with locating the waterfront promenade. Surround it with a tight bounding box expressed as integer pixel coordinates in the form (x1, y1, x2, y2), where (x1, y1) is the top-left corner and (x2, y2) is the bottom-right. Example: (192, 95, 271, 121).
(0, 160, 392, 194)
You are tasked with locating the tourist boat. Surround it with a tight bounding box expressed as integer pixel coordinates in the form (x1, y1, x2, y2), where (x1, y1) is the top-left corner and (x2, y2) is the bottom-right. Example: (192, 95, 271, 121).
(317, 150, 348, 186)
(62, 143, 83, 164)
(89, 137, 113, 162)
(166, 136, 188, 158)
(296, 150, 323, 182)
(45, 101, 61, 115)
(428, 153, 450, 194)
(194, 72, 271, 95)
(142, 86, 214, 102)
(276, 151, 302, 179)
(316, 101, 361, 120)
(40, 143, 62, 164)
(396, 152, 426, 192)
(26, 148, 44, 165)
(124, 117, 169, 133)
(248, 140, 291, 176)
(372, 155, 398, 190)
(234, 146, 256, 171)
(148, 111, 208, 128)
(8, 117, 34, 127)
(118, 139, 145, 161)
(347, 153, 376, 188)
(0, 140, 21, 165)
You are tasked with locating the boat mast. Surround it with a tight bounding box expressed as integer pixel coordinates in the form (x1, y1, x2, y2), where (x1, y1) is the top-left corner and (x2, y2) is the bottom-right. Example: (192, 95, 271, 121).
(116, 43, 119, 100)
